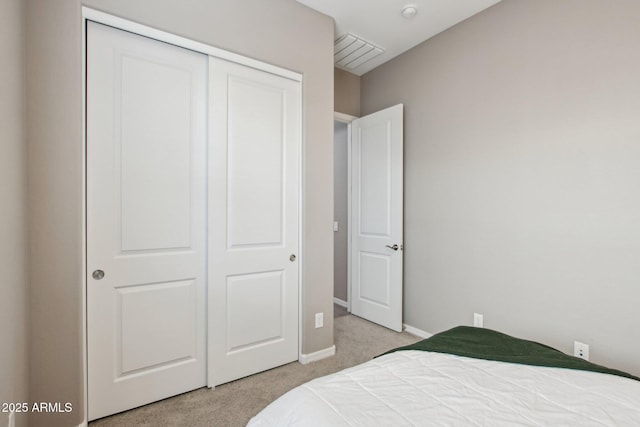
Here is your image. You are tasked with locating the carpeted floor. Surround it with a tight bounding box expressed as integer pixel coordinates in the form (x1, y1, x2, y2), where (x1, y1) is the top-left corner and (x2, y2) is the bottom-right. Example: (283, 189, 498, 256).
(90, 305, 420, 427)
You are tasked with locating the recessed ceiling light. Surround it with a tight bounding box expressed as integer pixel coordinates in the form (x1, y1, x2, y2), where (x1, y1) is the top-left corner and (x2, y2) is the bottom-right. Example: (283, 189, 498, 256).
(401, 5, 418, 19)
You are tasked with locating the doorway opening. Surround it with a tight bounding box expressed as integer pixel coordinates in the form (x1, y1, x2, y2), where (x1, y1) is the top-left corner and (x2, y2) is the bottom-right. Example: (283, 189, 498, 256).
(332, 105, 404, 331)
(334, 119, 350, 316)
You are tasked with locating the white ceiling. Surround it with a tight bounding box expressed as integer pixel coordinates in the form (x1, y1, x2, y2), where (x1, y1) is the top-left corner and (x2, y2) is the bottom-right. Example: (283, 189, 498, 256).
(297, 0, 502, 76)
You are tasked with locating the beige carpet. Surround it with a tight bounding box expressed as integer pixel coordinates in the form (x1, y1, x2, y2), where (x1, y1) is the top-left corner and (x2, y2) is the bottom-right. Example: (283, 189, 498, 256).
(90, 306, 421, 427)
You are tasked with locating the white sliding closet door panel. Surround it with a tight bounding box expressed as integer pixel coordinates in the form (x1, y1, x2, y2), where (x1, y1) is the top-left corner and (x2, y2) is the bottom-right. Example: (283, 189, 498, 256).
(209, 57, 300, 386)
(87, 21, 207, 420)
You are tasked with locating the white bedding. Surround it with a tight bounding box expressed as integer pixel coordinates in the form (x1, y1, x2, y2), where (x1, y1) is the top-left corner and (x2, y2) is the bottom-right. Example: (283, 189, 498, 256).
(248, 350, 640, 426)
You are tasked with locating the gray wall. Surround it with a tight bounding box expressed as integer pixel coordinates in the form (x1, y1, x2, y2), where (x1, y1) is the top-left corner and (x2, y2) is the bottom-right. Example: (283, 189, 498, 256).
(333, 67, 359, 304)
(334, 121, 349, 302)
(361, 0, 640, 375)
(334, 68, 360, 117)
(26, 1, 334, 425)
(0, 1, 28, 426)
(27, 1, 84, 425)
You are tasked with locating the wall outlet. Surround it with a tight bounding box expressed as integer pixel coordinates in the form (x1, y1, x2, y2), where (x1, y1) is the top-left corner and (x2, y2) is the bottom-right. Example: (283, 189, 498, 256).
(473, 313, 484, 328)
(8, 411, 15, 427)
(315, 312, 324, 328)
(574, 341, 589, 361)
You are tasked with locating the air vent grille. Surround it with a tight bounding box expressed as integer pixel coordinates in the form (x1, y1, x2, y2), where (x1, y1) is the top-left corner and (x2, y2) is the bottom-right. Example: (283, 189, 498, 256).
(334, 33, 384, 70)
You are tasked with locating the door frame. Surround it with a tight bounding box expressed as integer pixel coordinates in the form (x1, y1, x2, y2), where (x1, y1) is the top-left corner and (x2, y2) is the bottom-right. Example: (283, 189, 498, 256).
(81, 8, 304, 424)
(333, 112, 357, 313)
(335, 109, 404, 323)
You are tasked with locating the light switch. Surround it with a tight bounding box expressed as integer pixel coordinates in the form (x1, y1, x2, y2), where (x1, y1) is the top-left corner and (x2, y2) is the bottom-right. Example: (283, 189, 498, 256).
(333, 221, 339, 232)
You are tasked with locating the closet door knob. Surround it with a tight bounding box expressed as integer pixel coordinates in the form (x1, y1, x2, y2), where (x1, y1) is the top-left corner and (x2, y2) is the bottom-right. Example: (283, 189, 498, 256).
(385, 244, 399, 251)
(92, 270, 105, 280)
(290, 254, 296, 262)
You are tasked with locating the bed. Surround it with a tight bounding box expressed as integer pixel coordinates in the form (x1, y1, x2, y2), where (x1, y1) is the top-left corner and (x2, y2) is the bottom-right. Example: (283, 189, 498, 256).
(248, 326, 640, 426)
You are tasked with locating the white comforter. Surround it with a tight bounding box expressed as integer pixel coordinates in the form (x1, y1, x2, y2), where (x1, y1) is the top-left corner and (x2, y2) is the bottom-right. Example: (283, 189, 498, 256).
(248, 350, 640, 426)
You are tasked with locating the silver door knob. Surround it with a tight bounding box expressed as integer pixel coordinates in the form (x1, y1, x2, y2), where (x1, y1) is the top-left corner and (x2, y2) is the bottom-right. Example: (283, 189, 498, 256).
(92, 269, 105, 280)
(385, 244, 399, 251)
(290, 254, 296, 262)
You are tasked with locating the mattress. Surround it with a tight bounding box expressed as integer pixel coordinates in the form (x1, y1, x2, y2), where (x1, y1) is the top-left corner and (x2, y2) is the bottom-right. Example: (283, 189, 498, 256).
(248, 349, 640, 426)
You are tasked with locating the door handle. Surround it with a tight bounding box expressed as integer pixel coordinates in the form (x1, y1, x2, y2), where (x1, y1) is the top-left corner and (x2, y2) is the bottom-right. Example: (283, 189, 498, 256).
(385, 244, 399, 251)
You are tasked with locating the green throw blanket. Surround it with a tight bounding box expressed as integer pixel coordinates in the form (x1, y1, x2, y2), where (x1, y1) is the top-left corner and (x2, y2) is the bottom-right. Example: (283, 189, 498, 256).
(383, 326, 639, 382)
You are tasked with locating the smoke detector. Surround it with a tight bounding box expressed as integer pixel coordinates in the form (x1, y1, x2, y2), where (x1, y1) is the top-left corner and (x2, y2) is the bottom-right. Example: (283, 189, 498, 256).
(401, 5, 418, 19)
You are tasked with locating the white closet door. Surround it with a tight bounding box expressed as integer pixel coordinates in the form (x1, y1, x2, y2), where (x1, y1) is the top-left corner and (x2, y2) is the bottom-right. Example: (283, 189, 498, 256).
(208, 57, 301, 386)
(87, 21, 207, 420)
(351, 104, 404, 332)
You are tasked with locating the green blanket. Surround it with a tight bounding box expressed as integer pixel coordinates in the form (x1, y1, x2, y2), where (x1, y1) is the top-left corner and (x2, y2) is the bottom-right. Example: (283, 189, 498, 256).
(383, 326, 639, 382)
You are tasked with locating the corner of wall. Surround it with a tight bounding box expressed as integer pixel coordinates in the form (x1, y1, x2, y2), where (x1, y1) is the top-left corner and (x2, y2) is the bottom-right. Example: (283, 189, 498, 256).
(334, 67, 360, 117)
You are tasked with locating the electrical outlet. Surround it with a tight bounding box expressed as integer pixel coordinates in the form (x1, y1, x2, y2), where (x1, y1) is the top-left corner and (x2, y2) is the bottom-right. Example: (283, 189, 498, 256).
(473, 313, 484, 328)
(8, 411, 15, 427)
(574, 341, 589, 361)
(315, 312, 324, 328)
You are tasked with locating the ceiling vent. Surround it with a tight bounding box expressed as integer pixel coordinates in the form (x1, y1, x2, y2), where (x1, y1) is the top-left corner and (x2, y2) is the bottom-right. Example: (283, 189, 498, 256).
(334, 33, 384, 71)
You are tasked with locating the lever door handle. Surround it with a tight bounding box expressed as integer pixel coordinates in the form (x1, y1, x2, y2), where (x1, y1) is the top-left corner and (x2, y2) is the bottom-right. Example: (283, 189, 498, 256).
(385, 244, 399, 251)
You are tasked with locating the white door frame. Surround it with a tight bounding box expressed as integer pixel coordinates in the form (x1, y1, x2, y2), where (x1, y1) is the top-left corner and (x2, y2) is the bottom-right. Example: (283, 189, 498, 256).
(82, 8, 303, 424)
(333, 112, 357, 313)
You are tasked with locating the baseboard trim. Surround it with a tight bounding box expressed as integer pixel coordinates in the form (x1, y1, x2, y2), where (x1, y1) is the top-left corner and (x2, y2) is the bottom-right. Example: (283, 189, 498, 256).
(403, 324, 432, 339)
(76, 421, 88, 427)
(300, 345, 336, 365)
(333, 297, 348, 308)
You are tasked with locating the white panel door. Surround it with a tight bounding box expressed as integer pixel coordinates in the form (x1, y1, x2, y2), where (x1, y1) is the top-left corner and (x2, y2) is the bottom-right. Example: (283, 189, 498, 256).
(87, 22, 207, 420)
(209, 57, 300, 386)
(351, 104, 404, 331)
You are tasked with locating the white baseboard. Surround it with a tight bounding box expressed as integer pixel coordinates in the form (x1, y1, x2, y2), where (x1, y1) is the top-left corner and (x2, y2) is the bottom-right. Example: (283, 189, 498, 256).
(299, 345, 336, 364)
(403, 323, 432, 339)
(333, 297, 348, 308)
(76, 422, 88, 427)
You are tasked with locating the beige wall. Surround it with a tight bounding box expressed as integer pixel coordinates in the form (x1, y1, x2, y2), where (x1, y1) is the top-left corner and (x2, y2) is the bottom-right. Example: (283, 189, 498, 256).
(334, 68, 360, 117)
(333, 68, 359, 301)
(26, 0, 334, 425)
(333, 121, 349, 302)
(362, 0, 640, 375)
(26, 0, 84, 425)
(0, 1, 28, 426)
